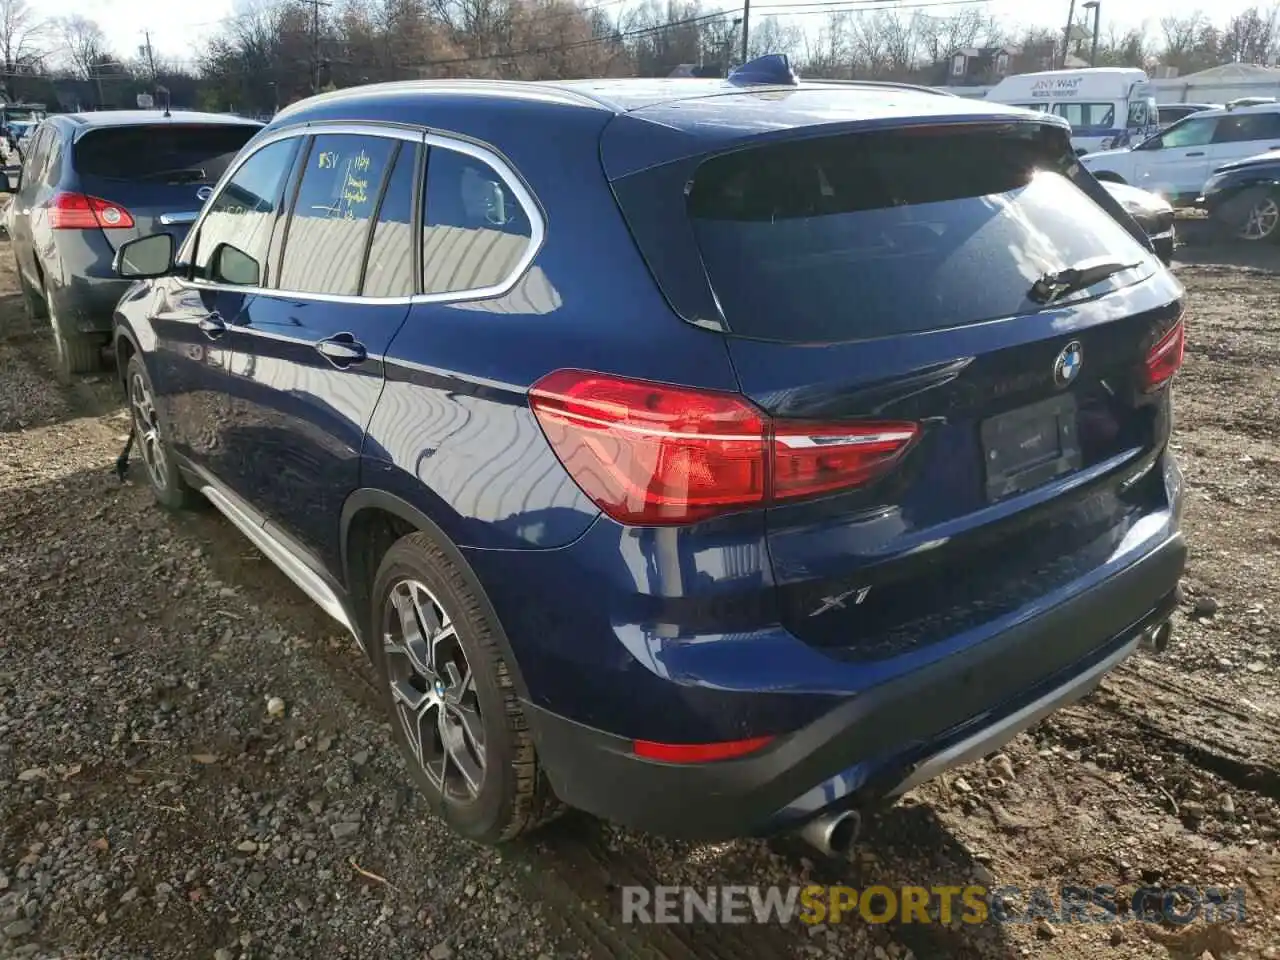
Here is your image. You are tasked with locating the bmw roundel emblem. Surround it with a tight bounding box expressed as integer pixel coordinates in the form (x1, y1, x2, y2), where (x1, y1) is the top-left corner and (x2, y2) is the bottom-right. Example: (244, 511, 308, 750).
(197, 186, 214, 202)
(1054, 341, 1083, 388)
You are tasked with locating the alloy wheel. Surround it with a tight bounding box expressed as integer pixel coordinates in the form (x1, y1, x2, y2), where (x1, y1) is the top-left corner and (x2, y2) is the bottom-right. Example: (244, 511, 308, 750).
(1240, 196, 1280, 241)
(128, 370, 169, 492)
(383, 579, 486, 802)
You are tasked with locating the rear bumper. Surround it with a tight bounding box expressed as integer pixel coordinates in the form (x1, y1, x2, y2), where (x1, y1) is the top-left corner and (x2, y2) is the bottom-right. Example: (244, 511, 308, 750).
(526, 530, 1185, 840)
(52, 274, 131, 334)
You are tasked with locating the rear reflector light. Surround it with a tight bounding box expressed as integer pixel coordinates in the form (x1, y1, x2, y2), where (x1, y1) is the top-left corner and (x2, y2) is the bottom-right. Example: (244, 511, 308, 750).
(529, 370, 919, 526)
(49, 192, 135, 230)
(1142, 318, 1185, 392)
(632, 735, 774, 763)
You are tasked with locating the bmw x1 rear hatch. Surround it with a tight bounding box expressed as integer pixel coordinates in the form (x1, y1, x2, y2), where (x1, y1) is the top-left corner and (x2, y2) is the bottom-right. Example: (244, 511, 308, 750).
(608, 112, 1185, 663)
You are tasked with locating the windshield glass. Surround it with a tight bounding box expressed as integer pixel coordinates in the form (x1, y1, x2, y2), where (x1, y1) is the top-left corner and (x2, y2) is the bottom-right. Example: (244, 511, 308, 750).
(75, 125, 259, 182)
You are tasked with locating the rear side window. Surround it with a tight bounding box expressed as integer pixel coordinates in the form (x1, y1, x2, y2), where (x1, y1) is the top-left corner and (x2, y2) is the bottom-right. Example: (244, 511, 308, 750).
(1212, 111, 1280, 143)
(687, 126, 1153, 342)
(363, 145, 417, 298)
(421, 146, 532, 295)
(73, 125, 260, 183)
(277, 133, 398, 296)
(1053, 102, 1117, 128)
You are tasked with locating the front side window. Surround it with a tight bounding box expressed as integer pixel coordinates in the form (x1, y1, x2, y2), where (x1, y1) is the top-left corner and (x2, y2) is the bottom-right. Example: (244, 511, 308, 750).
(421, 146, 532, 295)
(20, 127, 47, 187)
(1160, 116, 1218, 149)
(277, 133, 398, 296)
(1126, 100, 1148, 129)
(194, 138, 298, 285)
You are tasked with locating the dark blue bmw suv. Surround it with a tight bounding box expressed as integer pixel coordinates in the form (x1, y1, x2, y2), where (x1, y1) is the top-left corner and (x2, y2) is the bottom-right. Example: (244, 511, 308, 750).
(110, 59, 1187, 851)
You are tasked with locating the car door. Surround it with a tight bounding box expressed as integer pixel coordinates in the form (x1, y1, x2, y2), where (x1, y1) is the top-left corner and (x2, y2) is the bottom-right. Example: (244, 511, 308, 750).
(220, 128, 418, 574)
(1207, 110, 1280, 170)
(148, 135, 302, 486)
(10, 125, 49, 287)
(1134, 114, 1219, 199)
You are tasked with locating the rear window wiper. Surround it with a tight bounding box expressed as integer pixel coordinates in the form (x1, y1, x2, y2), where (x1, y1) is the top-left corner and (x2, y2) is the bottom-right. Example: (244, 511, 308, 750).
(1028, 257, 1143, 305)
(134, 167, 208, 183)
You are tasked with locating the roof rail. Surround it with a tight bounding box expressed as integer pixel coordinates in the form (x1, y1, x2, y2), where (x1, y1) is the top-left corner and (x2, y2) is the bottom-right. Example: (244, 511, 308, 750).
(802, 78, 958, 98)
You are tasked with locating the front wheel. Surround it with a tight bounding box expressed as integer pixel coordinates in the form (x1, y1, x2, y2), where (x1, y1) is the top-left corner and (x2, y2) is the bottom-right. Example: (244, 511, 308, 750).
(125, 353, 197, 510)
(370, 532, 562, 844)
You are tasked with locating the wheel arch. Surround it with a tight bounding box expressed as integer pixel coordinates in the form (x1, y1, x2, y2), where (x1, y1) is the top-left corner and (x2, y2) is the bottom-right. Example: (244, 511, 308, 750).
(113, 324, 140, 392)
(340, 487, 534, 704)
(1091, 170, 1128, 184)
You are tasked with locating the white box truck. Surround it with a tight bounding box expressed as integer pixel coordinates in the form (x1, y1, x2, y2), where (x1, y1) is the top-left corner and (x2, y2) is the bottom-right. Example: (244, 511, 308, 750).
(985, 68, 1160, 156)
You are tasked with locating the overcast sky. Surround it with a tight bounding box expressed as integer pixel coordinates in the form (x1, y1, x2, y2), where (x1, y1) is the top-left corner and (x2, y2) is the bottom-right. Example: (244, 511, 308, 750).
(34, 0, 1267, 67)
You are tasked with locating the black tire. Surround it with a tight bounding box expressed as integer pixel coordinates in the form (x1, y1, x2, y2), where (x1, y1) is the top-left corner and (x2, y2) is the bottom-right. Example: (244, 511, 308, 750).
(125, 353, 197, 510)
(45, 280, 103, 379)
(370, 531, 562, 844)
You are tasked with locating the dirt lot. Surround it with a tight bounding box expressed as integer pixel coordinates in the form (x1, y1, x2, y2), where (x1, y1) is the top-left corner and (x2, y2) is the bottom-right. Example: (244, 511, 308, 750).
(0, 234, 1278, 960)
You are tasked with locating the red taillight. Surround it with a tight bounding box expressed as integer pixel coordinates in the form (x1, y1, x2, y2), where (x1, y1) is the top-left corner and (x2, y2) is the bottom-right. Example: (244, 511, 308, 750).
(632, 735, 774, 763)
(1142, 318, 1185, 392)
(49, 192, 135, 230)
(529, 370, 919, 526)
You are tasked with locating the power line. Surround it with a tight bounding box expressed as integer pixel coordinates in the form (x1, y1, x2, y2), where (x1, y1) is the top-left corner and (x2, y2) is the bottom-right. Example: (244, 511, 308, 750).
(406, 0, 991, 69)
(754, 0, 991, 13)
(414, 9, 740, 67)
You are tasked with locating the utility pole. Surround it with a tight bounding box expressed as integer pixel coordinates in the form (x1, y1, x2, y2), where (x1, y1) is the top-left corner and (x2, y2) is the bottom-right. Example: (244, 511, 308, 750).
(1084, 1, 1101, 67)
(142, 30, 158, 83)
(1060, 0, 1076, 69)
(740, 0, 750, 66)
(309, 0, 333, 94)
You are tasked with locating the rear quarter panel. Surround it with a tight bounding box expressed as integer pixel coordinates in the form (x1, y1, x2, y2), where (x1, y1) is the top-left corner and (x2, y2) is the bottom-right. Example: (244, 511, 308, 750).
(360, 99, 746, 551)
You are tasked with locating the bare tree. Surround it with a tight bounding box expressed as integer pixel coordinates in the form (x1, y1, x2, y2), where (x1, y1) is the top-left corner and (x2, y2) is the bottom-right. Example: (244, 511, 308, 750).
(59, 15, 108, 80)
(0, 0, 45, 99)
(747, 15, 802, 62)
(918, 8, 997, 64)
(1222, 5, 1279, 64)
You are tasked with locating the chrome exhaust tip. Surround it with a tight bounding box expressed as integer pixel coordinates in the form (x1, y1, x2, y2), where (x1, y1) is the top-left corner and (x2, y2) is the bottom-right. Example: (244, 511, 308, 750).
(1139, 620, 1173, 655)
(797, 810, 861, 859)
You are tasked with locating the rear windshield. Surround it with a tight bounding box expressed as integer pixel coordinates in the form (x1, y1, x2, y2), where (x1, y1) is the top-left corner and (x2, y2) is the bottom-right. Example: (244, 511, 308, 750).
(74, 125, 259, 183)
(687, 126, 1153, 342)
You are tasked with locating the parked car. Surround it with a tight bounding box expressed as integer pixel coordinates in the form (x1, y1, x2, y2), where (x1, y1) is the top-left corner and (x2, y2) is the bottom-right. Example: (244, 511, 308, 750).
(108, 61, 1187, 851)
(1198, 148, 1280, 242)
(1155, 102, 1220, 129)
(1101, 180, 1176, 263)
(0, 110, 263, 378)
(1080, 102, 1280, 206)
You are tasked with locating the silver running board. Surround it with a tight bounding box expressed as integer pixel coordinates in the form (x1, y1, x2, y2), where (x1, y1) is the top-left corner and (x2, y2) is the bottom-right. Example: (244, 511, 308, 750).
(199, 484, 360, 641)
(885, 635, 1141, 798)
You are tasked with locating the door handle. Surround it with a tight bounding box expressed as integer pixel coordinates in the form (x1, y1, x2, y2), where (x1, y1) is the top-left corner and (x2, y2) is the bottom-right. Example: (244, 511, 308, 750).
(198, 313, 226, 337)
(1185, 151, 1205, 157)
(316, 335, 366, 366)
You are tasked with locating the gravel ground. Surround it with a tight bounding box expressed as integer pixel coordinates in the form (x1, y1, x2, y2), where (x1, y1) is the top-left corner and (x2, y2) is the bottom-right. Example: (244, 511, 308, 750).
(1, 234, 1278, 960)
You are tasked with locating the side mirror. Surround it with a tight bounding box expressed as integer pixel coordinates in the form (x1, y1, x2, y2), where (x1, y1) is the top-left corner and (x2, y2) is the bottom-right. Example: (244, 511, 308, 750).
(114, 233, 175, 279)
(211, 242, 260, 287)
